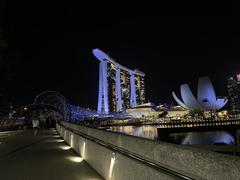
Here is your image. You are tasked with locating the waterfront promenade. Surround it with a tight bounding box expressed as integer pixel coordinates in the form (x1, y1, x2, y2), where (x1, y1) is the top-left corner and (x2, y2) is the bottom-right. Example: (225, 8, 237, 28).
(0, 129, 103, 180)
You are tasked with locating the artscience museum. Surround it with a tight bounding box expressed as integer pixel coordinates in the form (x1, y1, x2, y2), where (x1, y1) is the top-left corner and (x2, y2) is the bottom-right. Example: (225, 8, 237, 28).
(172, 77, 228, 111)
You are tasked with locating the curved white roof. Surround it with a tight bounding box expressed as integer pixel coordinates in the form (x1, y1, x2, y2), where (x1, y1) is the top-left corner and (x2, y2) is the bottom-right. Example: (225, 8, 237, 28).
(180, 84, 202, 110)
(197, 77, 217, 109)
(172, 92, 189, 109)
(172, 77, 228, 110)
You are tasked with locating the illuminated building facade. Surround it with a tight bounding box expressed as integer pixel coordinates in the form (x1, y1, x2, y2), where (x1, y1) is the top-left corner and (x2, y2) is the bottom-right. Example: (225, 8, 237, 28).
(93, 48, 145, 114)
(227, 75, 240, 114)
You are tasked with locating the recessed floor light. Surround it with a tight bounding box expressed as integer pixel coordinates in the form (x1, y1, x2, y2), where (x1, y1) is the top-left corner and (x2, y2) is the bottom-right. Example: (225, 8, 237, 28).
(67, 156, 83, 163)
(60, 146, 71, 150)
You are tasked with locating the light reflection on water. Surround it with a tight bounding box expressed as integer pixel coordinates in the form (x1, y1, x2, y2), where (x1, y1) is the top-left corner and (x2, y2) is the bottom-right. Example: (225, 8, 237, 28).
(109, 125, 240, 145)
(109, 126, 158, 140)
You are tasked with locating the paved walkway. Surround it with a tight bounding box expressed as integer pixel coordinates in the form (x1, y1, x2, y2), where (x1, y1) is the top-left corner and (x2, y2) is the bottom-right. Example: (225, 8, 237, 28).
(0, 129, 103, 180)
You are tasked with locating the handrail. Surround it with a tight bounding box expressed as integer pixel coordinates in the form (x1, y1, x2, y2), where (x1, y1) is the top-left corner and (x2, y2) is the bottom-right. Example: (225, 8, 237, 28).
(58, 123, 196, 180)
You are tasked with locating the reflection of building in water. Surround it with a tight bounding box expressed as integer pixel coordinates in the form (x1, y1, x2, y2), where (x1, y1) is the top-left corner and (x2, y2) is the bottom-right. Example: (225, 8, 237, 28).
(181, 131, 235, 145)
(109, 125, 158, 140)
(133, 126, 158, 139)
(109, 126, 238, 146)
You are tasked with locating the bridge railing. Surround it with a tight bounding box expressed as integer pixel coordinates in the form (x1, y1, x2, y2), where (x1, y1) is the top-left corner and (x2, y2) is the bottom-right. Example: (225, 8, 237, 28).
(58, 122, 193, 180)
(57, 121, 240, 180)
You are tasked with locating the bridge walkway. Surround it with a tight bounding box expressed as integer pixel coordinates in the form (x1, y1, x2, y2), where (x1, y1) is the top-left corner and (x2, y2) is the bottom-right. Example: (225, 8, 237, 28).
(0, 129, 103, 180)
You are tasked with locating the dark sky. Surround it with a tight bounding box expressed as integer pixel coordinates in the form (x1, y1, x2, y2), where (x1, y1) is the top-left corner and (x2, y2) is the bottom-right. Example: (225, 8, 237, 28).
(2, 2, 239, 108)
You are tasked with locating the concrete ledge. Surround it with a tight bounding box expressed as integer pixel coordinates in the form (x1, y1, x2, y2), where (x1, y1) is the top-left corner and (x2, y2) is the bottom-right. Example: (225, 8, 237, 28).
(57, 122, 240, 180)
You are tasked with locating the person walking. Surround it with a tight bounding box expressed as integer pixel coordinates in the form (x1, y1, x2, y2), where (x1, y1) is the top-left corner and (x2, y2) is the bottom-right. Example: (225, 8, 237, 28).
(32, 116, 40, 136)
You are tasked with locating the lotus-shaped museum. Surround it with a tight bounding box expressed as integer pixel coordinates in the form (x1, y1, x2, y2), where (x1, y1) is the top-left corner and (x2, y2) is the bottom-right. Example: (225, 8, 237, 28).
(172, 77, 228, 110)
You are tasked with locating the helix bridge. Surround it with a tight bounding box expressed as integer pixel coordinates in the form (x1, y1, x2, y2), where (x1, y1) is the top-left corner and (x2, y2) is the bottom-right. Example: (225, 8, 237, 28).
(0, 91, 130, 131)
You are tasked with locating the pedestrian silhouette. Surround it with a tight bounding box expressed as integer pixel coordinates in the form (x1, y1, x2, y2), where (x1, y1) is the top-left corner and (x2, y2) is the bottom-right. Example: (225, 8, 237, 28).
(32, 116, 40, 136)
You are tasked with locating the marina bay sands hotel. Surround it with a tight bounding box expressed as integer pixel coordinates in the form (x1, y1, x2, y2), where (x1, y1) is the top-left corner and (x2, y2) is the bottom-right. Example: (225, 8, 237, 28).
(93, 49, 146, 114)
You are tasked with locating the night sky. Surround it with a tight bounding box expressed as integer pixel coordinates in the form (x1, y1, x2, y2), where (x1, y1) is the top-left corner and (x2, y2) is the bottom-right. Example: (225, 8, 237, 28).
(1, 2, 239, 109)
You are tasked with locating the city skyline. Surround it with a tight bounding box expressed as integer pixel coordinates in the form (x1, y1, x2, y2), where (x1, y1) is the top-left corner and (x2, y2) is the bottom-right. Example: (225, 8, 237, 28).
(1, 2, 239, 109)
(1, 3, 240, 180)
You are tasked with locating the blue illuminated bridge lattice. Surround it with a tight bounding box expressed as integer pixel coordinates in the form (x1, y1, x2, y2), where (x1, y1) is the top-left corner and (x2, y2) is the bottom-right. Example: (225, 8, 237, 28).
(33, 91, 129, 122)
